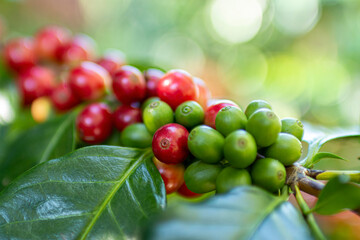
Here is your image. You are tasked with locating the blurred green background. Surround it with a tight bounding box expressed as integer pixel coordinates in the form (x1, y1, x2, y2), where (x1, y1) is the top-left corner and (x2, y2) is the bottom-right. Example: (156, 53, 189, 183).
(0, 0, 359, 128)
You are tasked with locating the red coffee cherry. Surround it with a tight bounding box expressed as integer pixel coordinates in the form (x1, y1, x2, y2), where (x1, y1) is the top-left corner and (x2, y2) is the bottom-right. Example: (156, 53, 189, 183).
(4, 38, 37, 72)
(194, 77, 211, 110)
(153, 157, 185, 194)
(144, 68, 164, 97)
(157, 69, 198, 110)
(34, 26, 70, 61)
(204, 101, 239, 129)
(76, 102, 113, 144)
(68, 61, 110, 101)
(17, 66, 55, 106)
(112, 65, 146, 104)
(56, 34, 96, 65)
(113, 105, 142, 131)
(97, 50, 126, 76)
(177, 182, 202, 198)
(50, 82, 80, 112)
(152, 123, 189, 164)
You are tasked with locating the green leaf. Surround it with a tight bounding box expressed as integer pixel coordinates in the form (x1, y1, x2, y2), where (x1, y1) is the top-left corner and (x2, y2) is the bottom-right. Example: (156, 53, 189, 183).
(0, 146, 165, 239)
(312, 175, 360, 215)
(145, 186, 313, 240)
(300, 123, 359, 168)
(0, 113, 76, 187)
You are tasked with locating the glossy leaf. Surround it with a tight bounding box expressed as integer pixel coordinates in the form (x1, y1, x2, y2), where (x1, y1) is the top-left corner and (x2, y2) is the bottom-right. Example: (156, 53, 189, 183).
(300, 123, 359, 168)
(145, 186, 313, 240)
(0, 113, 76, 188)
(312, 175, 360, 215)
(0, 146, 165, 239)
(311, 152, 346, 166)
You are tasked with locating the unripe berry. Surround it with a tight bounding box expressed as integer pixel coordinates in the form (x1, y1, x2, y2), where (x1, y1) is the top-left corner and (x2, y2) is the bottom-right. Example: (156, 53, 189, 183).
(216, 167, 251, 194)
(97, 49, 126, 75)
(144, 68, 164, 97)
(177, 182, 202, 198)
(153, 157, 184, 194)
(143, 100, 174, 134)
(112, 65, 146, 104)
(50, 82, 80, 112)
(157, 69, 198, 110)
(281, 118, 304, 141)
(34, 26, 70, 61)
(215, 106, 247, 136)
(245, 100, 272, 118)
(120, 123, 152, 148)
(68, 61, 110, 101)
(17, 66, 55, 106)
(152, 123, 189, 164)
(4, 38, 36, 72)
(246, 109, 281, 147)
(175, 100, 204, 129)
(113, 105, 142, 131)
(76, 103, 113, 144)
(265, 133, 302, 166)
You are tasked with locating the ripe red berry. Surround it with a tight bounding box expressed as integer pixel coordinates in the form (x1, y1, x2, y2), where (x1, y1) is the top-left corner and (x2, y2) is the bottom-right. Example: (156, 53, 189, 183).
(194, 77, 211, 110)
(34, 26, 70, 61)
(157, 69, 198, 110)
(152, 123, 189, 164)
(76, 103, 113, 144)
(50, 83, 80, 112)
(4, 38, 37, 72)
(144, 68, 164, 97)
(153, 157, 185, 194)
(112, 65, 146, 104)
(113, 105, 142, 131)
(97, 50, 126, 76)
(68, 61, 110, 101)
(204, 101, 239, 129)
(17, 66, 55, 106)
(177, 182, 202, 198)
(56, 34, 95, 65)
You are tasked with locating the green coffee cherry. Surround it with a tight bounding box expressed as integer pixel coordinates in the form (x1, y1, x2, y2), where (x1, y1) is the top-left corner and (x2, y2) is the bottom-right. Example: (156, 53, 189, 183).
(184, 161, 223, 194)
(141, 97, 160, 111)
(188, 125, 225, 164)
(143, 100, 173, 134)
(265, 133, 302, 166)
(215, 106, 247, 136)
(281, 118, 304, 141)
(120, 123, 152, 148)
(224, 130, 257, 168)
(216, 167, 251, 193)
(246, 109, 281, 147)
(251, 158, 286, 193)
(175, 101, 204, 129)
(245, 100, 272, 118)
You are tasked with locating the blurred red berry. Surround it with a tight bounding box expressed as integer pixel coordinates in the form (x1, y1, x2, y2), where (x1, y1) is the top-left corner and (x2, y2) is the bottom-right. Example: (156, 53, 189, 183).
(194, 77, 211, 110)
(17, 66, 55, 106)
(112, 65, 146, 104)
(157, 69, 198, 110)
(50, 82, 80, 112)
(68, 61, 110, 101)
(56, 34, 95, 66)
(34, 26, 71, 61)
(177, 182, 202, 198)
(97, 50, 126, 76)
(152, 123, 189, 164)
(4, 38, 37, 72)
(76, 102, 113, 144)
(113, 105, 142, 131)
(153, 157, 185, 194)
(204, 101, 239, 129)
(144, 68, 164, 97)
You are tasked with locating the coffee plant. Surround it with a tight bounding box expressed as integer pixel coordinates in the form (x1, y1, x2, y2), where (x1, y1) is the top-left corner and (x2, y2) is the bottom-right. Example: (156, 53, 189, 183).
(0, 26, 359, 240)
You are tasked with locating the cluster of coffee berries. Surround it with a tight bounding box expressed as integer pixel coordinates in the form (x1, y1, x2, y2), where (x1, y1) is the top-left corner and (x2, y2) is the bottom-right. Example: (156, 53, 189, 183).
(150, 97, 304, 197)
(3, 26, 304, 198)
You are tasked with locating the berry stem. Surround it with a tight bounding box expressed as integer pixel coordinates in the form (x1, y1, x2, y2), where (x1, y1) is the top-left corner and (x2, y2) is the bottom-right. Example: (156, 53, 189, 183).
(293, 185, 326, 240)
(307, 169, 360, 183)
